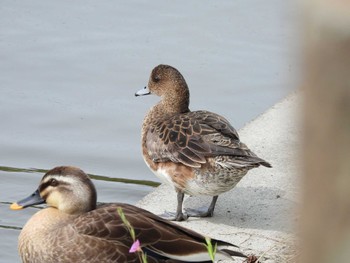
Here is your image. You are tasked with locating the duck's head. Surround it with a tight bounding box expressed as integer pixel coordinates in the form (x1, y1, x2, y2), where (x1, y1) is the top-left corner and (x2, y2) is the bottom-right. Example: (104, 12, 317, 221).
(135, 64, 190, 113)
(10, 166, 97, 214)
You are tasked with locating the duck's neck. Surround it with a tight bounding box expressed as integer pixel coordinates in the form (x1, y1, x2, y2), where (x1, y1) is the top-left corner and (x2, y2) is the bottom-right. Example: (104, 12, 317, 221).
(163, 95, 190, 114)
(20, 208, 74, 237)
(142, 95, 189, 129)
(159, 80, 190, 115)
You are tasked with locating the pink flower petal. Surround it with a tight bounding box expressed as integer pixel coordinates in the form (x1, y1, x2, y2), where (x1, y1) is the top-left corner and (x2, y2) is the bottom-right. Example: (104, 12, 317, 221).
(129, 239, 141, 253)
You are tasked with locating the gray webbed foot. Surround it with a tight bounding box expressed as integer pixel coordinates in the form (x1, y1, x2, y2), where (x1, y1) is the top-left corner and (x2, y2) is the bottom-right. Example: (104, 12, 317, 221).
(159, 211, 189, 221)
(185, 207, 214, 218)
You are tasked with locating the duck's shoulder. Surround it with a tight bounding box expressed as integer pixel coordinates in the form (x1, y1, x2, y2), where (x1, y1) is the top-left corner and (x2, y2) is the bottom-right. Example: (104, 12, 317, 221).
(150, 110, 239, 141)
(73, 203, 163, 233)
(72, 203, 209, 250)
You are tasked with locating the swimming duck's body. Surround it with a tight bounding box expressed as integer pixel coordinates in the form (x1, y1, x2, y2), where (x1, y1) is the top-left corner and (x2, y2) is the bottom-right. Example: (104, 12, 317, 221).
(136, 65, 271, 221)
(12, 166, 246, 263)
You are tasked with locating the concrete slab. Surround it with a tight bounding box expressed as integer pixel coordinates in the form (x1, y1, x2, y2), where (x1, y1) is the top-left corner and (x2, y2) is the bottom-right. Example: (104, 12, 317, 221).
(137, 93, 300, 262)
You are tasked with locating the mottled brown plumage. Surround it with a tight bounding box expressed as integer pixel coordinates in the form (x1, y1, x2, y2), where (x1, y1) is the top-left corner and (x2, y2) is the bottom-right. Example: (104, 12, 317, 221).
(11, 166, 246, 263)
(136, 64, 271, 221)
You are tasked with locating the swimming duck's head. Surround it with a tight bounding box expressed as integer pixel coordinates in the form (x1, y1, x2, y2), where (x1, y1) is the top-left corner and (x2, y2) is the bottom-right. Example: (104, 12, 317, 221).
(11, 166, 97, 214)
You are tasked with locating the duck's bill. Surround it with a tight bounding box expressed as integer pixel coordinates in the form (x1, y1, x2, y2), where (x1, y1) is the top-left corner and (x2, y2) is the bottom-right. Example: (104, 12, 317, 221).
(135, 86, 151, 97)
(10, 189, 45, 210)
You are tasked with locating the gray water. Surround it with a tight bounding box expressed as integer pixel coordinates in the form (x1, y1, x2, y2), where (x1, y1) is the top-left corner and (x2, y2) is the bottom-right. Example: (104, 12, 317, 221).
(0, 1, 298, 262)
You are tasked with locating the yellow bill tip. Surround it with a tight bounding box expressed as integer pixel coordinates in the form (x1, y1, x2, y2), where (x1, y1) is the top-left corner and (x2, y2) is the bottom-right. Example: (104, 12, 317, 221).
(10, 203, 23, 210)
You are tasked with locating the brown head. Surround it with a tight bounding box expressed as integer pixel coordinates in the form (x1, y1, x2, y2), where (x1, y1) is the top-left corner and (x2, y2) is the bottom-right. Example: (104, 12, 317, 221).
(11, 166, 97, 215)
(136, 64, 190, 114)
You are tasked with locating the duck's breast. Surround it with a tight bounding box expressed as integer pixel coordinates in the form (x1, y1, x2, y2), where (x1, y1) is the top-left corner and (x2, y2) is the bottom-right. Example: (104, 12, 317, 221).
(19, 208, 74, 263)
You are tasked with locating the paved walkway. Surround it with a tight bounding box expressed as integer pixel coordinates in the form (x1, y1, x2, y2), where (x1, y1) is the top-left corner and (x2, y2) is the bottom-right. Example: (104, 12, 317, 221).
(137, 93, 300, 262)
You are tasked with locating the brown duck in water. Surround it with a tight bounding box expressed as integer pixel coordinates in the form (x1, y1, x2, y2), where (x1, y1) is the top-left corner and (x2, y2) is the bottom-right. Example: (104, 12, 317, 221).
(10, 166, 246, 263)
(135, 64, 271, 221)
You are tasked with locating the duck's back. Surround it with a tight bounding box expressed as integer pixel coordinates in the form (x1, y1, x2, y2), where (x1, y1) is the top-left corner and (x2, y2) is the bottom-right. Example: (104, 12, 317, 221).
(18, 207, 141, 263)
(145, 110, 271, 169)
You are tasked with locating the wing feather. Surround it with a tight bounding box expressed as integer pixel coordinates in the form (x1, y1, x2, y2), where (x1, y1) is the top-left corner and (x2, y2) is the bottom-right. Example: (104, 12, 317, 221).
(146, 110, 270, 168)
(72, 203, 244, 261)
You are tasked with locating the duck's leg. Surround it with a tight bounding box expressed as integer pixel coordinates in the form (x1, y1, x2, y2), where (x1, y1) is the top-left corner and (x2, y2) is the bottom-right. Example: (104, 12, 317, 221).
(206, 195, 219, 216)
(160, 191, 188, 221)
(186, 195, 219, 218)
(174, 191, 188, 221)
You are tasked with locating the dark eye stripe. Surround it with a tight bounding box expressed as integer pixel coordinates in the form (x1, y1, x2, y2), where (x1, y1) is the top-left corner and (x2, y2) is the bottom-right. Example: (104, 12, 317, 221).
(39, 178, 69, 192)
(39, 181, 52, 192)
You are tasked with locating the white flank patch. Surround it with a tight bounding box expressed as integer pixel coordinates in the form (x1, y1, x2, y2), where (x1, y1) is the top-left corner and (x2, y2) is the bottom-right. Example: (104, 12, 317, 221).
(143, 158, 175, 186)
(154, 167, 175, 186)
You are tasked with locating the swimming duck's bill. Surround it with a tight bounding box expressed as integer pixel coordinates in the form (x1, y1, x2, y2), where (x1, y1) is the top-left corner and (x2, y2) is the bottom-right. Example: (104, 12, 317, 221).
(10, 189, 45, 210)
(135, 86, 151, 97)
(10, 203, 23, 210)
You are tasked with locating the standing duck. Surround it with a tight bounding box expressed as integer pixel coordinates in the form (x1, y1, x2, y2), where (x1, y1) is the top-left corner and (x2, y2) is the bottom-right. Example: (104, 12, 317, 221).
(135, 64, 271, 221)
(10, 166, 247, 263)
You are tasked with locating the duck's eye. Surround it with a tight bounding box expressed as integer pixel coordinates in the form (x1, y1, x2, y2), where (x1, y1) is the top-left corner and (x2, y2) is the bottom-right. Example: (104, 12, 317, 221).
(49, 178, 59, 187)
(153, 75, 161, 82)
